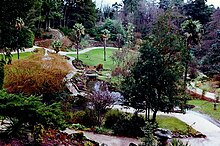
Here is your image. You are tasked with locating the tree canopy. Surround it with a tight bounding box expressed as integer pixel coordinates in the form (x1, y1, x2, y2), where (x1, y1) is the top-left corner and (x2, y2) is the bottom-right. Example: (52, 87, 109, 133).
(121, 12, 185, 122)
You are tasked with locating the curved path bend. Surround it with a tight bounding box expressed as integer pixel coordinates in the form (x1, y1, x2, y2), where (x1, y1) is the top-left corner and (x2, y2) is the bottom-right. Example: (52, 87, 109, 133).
(113, 105, 220, 146)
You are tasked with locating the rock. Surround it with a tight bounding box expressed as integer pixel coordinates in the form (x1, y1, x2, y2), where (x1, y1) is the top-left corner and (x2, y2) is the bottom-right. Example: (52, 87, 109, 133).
(154, 128, 172, 139)
(194, 132, 206, 138)
(129, 143, 137, 146)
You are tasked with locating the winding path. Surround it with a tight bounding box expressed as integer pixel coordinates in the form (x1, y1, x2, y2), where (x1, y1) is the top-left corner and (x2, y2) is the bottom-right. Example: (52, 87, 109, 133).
(22, 46, 220, 146)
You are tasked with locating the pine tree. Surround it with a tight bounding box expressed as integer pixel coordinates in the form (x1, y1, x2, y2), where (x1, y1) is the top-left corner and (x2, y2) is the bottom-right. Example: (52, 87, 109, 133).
(71, 0, 97, 29)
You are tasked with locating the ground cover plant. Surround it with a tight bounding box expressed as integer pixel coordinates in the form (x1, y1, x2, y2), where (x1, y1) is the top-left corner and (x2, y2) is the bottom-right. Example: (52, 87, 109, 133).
(67, 48, 117, 69)
(188, 99, 220, 121)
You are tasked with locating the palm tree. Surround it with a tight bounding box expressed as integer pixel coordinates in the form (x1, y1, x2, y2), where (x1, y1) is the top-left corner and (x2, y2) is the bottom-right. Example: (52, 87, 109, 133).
(15, 18, 25, 60)
(101, 29, 110, 61)
(72, 23, 85, 60)
(181, 19, 202, 89)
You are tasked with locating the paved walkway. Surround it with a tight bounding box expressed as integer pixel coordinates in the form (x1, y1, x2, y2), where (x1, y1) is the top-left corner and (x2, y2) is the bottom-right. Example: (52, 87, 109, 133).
(188, 82, 216, 101)
(63, 128, 140, 146)
(113, 105, 220, 146)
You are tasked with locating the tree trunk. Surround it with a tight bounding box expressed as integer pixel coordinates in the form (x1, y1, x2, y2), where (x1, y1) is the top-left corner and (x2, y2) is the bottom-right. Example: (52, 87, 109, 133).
(104, 38, 106, 61)
(48, 19, 51, 28)
(63, 4, 67, 27)
(98, 110, 101, 127)
(152, 110, 158, 123)
(17, 48, 20, 60)
(77, 42, 79, 60)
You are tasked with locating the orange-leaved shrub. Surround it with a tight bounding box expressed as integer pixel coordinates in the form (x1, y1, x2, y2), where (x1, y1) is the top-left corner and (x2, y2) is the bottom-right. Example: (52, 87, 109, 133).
(4, 51, 72, 97)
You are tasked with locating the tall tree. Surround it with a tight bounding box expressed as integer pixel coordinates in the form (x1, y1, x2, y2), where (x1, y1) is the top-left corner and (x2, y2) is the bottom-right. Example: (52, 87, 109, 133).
(41, 0, 62, 29)
(201, 30, 220, 76)
(72, 23, 85, 60)
(183, 0, 214, 24)
(181, 19, 202, 89)
(201, 9, 220, 55)
(121, 12, 185, 122)
(70, 0, 97, 29)
(0, 0, 35, 50)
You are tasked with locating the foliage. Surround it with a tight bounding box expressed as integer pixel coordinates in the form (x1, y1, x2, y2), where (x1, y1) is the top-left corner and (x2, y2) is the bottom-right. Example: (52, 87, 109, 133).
(18, 27, 35, 48)
(71, 23, 85, 60)
(94, 126, 112, 134)
(181, 18, 202, 90)
(89, 81, 116, 126)
(41, 0, 62, 29)
(51, 40, 62, 53)
(0, 26, 34, 51)
(71, 109, 98, 127)
(139, 122, 157, 146)
(201, 40, 220, 76)
(0, 60, 5, 90)
(0, 90, 66, 136)
(125, 23, 135, 49)
(70, 0, 97, 29)
(121, 12, 185, 122)
(113, 113, 145, 137)
(183, 0, 214, 24)
(1, 0, 35, 25)
(200, 9, 220, 56)
(59, 27, 73, 36)
(72, 123, 86, 130)
(4, 52, 71, 102)
(171, 139, 191, 146)
(181, 19, 202, 46)
(104, 109, 124, 129)
(97, 19, 126, 41)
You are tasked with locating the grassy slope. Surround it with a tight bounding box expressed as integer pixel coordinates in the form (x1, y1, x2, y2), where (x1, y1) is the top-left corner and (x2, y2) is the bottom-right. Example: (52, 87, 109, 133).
(157, 115, 197, 135)
(188, 99, 220, 121)
(68, 48, 117, 69)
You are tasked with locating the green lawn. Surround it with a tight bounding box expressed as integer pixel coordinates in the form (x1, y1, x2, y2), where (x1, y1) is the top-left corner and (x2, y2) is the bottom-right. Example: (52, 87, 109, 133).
(67, 48, 117, 69)
(188, 99, 220, 121)
(157, 115, 197, 135)
(12, 52, 33, 60)
(0, 52, 32, 61)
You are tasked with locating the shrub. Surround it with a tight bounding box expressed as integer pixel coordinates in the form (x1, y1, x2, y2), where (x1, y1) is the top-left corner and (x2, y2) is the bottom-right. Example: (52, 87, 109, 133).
(96, 19, 125, 41)
(0, 60, 5, 89)
(18, 28, 34, 48)
(59, 27, 72, 36)
(0, 90, 67, 137)
(94, 126, 112, 134)
(72, 109, 98, 127)
(113, 113, 145, 137)
(4, 52, 71, 102)
(171, 139, 190, 146)
(42, 34, 53, 39)
(104, 109, 123, 129)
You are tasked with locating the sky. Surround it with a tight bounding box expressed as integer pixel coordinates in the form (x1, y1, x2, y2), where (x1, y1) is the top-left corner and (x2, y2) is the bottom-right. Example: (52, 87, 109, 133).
(94, 0, 220, 8)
